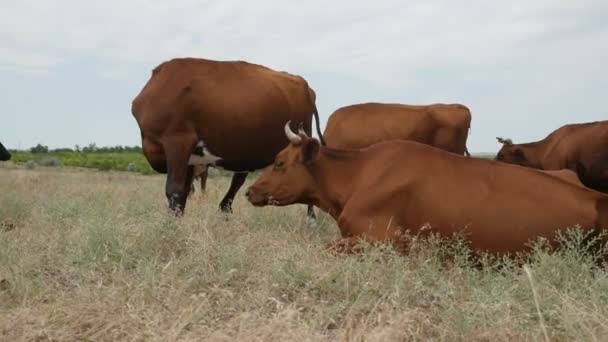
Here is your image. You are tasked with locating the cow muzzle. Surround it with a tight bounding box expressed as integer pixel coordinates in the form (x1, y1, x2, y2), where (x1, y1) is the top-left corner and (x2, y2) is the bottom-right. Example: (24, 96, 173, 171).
(245, 188, 280, 207)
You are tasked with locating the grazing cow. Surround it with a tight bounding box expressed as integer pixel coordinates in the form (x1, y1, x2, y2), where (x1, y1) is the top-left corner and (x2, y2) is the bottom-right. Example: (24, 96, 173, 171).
(324, 102, 472, 155)
(245, 123, 608, 256)
(495, 121, 608, 193)
(131, 57, 324, 215)
(0, 142, 11, 161)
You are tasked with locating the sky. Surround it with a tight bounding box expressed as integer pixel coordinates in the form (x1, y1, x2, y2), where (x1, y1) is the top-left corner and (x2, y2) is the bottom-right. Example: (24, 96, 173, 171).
(1, 0, 607, 153)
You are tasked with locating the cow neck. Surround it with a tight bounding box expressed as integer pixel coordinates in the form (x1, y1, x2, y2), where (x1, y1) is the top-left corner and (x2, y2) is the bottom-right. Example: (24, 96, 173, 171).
(307, 147, 361, 219)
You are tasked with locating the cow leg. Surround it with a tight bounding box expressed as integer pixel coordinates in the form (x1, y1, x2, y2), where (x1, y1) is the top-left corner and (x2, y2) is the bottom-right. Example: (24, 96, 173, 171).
(219, 172, 248, 213)
(189, 182, 195, 196)
(199, 167, 209, 193)
(164, 141, 196, 216)
(306, 204, 317, 227)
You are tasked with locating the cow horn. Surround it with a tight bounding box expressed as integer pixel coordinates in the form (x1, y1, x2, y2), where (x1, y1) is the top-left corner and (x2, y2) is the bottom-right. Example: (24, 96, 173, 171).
(496, 137, 513, 145)
(284, 121, 302, 144)
(297, 122, 308, 137)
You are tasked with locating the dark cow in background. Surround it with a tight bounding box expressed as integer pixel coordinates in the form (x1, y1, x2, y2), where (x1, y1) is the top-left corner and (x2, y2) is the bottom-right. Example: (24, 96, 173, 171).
(0, 142, 11, 161)
(324, 102, 472, 155)
(131, 57, 325, 215)
(496, 120, 608, 192)
(246, 123, 608, 256)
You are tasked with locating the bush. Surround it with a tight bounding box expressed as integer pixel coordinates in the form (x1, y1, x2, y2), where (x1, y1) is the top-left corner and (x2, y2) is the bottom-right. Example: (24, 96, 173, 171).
(127, 162, 137, 172)
(10, 151, 157, 175)
(25, 160, 37, 169)
(38, 157, 63, 167)
(30, 144, 49, 153)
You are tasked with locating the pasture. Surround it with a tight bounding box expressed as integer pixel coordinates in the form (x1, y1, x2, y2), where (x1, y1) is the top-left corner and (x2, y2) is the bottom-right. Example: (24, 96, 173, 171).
(1, 164, 608, 341)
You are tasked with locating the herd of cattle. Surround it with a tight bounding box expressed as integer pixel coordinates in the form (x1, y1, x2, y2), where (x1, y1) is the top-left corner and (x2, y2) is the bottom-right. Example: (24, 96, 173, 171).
(129, 57, 608, 257)
(3, 56, 608, 258)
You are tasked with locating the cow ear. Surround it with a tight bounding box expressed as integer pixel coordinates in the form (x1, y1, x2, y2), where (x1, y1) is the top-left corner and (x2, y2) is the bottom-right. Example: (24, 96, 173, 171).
(301, 139, 320, 164)
(513, 148, 524, 160)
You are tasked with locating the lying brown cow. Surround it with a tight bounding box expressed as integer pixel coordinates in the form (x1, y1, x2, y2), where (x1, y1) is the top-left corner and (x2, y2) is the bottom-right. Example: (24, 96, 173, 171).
(245, 123, 608, 256)
(324, 102, 472, 156)
(542, 169, 584, 187)
(131, 57, 324, 215)
(496, 120, 608, 193)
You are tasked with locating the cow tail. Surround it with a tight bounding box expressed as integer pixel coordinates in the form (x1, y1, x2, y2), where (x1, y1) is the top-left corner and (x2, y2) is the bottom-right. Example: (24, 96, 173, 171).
(305, 84, 326, 146)
(312, 102, 326, 146)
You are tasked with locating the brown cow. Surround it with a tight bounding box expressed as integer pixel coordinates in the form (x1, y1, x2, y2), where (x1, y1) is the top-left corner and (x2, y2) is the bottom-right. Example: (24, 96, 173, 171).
(304, 102, 473, 221)
(131, 57, 325, 215)
(245, 123, 608, 256)
(541, 169, 585, 187)
(495, 120, 608, 193)
(324, 102, 472, 155)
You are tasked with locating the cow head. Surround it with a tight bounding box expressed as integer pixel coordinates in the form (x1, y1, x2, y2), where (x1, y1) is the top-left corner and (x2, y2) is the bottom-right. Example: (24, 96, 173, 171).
(0, 142, 11, 161)
(494, 137, 527, 165)
(246, 121, 320, 207)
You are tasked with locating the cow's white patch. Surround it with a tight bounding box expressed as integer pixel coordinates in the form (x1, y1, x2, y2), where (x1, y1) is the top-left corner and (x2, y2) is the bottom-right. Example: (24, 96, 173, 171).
(188, 147, 221, 166)
(189, 140, 222, 167)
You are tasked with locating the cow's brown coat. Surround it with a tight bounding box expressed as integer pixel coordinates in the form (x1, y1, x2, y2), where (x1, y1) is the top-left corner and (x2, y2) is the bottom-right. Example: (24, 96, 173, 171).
(247, 125, 608, 256)
(131, 57, 323, 213)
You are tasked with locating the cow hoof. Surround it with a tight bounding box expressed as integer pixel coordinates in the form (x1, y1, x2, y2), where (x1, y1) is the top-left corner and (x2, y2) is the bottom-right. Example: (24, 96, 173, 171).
(219, 205, 233, 214)
(306, 216, 317, 228)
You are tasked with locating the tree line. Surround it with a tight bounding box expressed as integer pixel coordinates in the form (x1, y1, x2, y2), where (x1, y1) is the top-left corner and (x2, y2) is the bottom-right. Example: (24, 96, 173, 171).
(24, 143, 143, 154)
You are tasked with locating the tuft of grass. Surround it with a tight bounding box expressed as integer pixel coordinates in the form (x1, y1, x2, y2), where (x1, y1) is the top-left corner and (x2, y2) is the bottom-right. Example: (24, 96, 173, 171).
(0, 166, 608, 341)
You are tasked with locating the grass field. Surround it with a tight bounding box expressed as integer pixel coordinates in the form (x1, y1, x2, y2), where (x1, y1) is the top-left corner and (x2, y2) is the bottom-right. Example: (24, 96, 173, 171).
(1, 164, 608, 341)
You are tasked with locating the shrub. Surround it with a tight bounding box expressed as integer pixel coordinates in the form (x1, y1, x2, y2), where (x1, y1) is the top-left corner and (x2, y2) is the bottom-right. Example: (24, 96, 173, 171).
(29, 144, 49, 153)
(38, 157, 63, 167)
(127, 162, 137, 172)
(25, 160, 37, 169)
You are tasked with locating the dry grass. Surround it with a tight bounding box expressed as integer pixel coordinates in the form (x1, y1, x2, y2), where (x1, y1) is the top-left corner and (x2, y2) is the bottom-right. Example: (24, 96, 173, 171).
(1, 165, 608, 341)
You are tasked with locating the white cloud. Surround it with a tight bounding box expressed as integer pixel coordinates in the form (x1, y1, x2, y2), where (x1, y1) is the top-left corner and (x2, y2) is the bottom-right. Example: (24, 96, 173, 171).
(2, 0, 606, 86)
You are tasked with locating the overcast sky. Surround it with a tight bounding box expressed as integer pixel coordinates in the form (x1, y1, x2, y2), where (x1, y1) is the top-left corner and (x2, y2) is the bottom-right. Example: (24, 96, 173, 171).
(1, 0, 607, 152)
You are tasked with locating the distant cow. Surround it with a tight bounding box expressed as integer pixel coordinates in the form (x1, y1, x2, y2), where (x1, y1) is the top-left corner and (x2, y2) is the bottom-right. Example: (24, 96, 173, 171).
(496, 120, 608, 192)
(246, 123, 608, 256)
(0, 142, 11, 161)
(324, 102, 472, 155)
(131, 57, 325, 215)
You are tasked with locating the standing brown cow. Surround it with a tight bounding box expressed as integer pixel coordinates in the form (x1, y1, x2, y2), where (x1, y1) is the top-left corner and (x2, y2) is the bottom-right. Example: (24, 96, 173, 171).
(246, 123, 608, 256)
(324, 102, 472, 155)
(496, 120, 608, 193)
(131, 57, 324, 215)
(304, 102, 472, 221)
